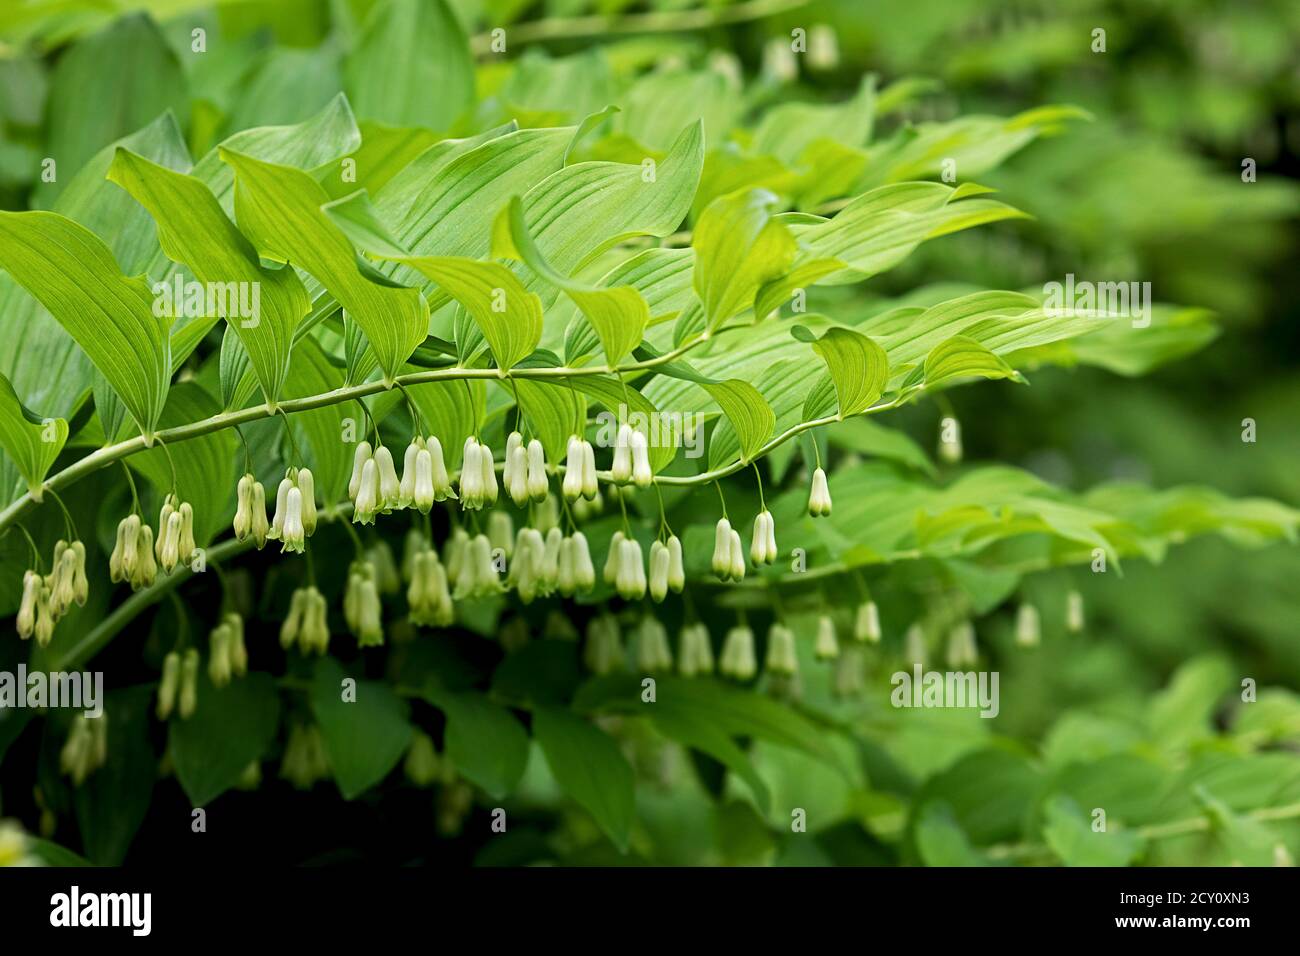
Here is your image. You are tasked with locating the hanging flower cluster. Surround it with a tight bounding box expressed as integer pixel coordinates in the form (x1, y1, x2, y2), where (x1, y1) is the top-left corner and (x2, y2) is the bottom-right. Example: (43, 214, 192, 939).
(208, 612, 249, 687)
(59, 713, 108, 786)
(17, 538, 87, 646)
(156, 648, 199, 720)
(281, 585, 330, 655)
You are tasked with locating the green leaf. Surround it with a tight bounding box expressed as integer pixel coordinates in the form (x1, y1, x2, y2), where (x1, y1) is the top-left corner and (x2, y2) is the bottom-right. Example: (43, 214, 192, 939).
(325, 189, 543, 370)
(752, 75, 877, 166)
(310, 658, 413, 800)
(692, 188, 796, 330)
(493, 195, 650, 366)
(343, 0, 473, 133)
(703, 379, 776, 468)
(1041, 794, 1144, 866)
(796, 324, 889, 417)
(923, 334, 1025, 389)
(423, 686, 529, 799)
(108, 148, 311, 405)
(0, 210, 170, 439)
(220, 148, 428, 382)
(39, 13, 187, 205)
(169, 672, 281, 807)
(533, 705, 635, 852)
(914, 802, 991, 866)
(0, 372, 66, 501)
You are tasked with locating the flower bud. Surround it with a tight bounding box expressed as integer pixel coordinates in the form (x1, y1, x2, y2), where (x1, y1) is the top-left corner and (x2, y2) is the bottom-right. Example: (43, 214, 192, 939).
(636, 616, 673, 672)
(617, 537, 646, 600)
(301, 587, 330, 654)
(526, 440, 549, 502)
(412, 450, 435, 513)
(157, 651, 180, 719)
(507, 444, 529, 506)
(297, 468, 317, 535)
(280, 487, 306, 554)
(728, 528, 746, 581)
(562, 437, 585, 501)
(353, 458, 380, 524)
(375, 445, 401, 512)
(905, 624, 927, 668)
(854, 601, 881, 643)
(720, 625, 757, 680)
(503, 431, 523, 484)
(1066, 590, 1085, 634)
(604, 530, 625, 585)
(459, 439, 483, 509)
(426, 436, 453, 500)
(765, 623, 799, 677)
(268, 477, 292, 540)
(479, 442, 498, 505)
(348, 441, 373, 500)
(611, 423, 633, 483)
(179, 648, 199, 719)
(233, 473, 253, 540)
(131, 524, 157, 590)
(648, 540, 671, 602)
(808, 467, 832, 517)
(177, 502, 196, 565)
(814, 615, 839, 660)
(209, 623, 233, 687)
(751, 510, 777, 565)
(583, 615, 624, 674)
(16, 570, 39, 639)
(159, 510, 183, 574)
(33, 582, 55, 646)
(540, 527, 562, 589)
(630, 429, 651, 487)
(356, 578, 384, 647)
(281, 587, 307, 650)
(938, 416, 962, 464)
(946, 621, 978, 668)
(570, 531, 595, 592)
(156, 496, 176, 561)
(1015, 603, 1040, 648)
(249, 481, 269, 547)
(399, 439, 421, 507)
(678, 623, 714, 677)
(712, 518, 733, 579)
(226, 613, 247, 676)
(665, 535, 685, 593)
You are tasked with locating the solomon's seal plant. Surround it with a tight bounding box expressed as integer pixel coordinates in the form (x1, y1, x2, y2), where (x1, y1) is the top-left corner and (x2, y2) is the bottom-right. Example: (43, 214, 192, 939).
(0, 0, 1296, 870)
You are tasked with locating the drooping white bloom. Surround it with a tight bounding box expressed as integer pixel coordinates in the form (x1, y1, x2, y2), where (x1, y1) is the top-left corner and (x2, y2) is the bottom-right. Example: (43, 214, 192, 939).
(159, 510, 183, 574)
(946, 621, 978, 668)
(268, 476, 293, 540)
(765, 623, 798, 677)
(712, 518, 733, 579)
(1066, 590, 1085, 634)
(526, 439, 549, 502)
(630, 429, 651, 487)
(814, 614, 839, 661)
(719, 625, 757, 680)
(502, 431, 523, 488)
(905, 624, 927, 668)
(374, 445, 402, 512)
(479, 441, 498, 505)
(604, 530, 625, 586)
(808, 467, 832, 517)
(297, 468, 317, 535)
(15, 570, 38, 639)
(280, 486, 306, 553)
(412, 450, 435, 513)
(635, 616, 673, 673)
(678, 623, 714, 677)
(353, 457, 381, 524)
(426, 436, 453, 500)
(1015, 603, 1040, 648)
(570, 531, 595, 592)
(488, 511, 515, 557)
(854, 600, 881, 643)
(750, 510, 777, 565)
(580, 439, 598, 499)
(666, 535, 685, 593)
(616, 537, 646, 600)
(540, 527, 563, 589)
(399, 439, 422, 507)
(348, 441, 373, 501)
(727, 527, 746, 581)
(233, 474, 254, 541)
(648, 540, 670, 602)
(938, 415, 962, 464)
(611, 423, 634, 483)
(562, 437, 585, 501)
(459, 439, 484, 508)
(507, 443, 529, 506)
(583, 615, 624, 675)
